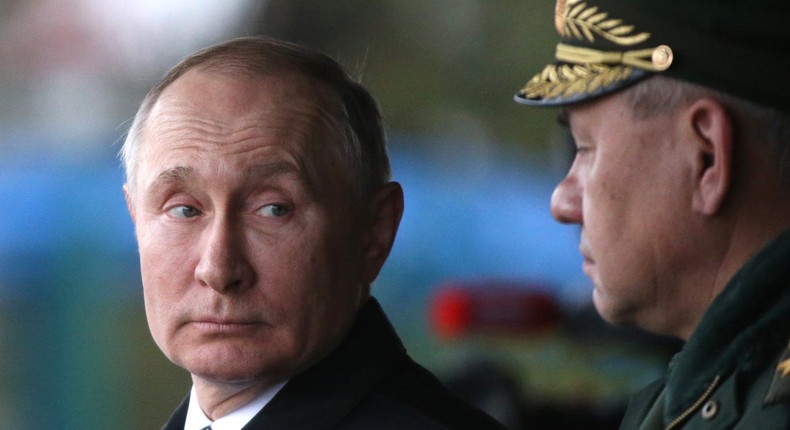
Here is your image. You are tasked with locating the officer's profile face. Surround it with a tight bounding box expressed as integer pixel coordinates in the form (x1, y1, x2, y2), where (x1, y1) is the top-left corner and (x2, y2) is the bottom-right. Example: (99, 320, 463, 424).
(125, 69, 371, 384)
(550, 88, 701, 334)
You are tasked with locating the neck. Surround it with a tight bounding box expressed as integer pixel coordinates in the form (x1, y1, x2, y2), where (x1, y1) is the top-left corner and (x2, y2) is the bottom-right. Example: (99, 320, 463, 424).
(718, 173, 790, 286)
(683, 184, 790, 338)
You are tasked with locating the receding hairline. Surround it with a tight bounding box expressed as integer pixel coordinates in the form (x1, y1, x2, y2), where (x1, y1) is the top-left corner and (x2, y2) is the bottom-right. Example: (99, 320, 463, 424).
(141, 52, 346, 129)
(123, 36, 390, 207)
(127, 39, 352, 181)
(133, 67, 352, 189)
(139, 38, 333, 118)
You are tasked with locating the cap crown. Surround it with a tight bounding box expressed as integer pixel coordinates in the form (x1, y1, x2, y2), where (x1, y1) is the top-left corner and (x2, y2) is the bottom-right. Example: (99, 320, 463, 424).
(516, 0, 790, 110)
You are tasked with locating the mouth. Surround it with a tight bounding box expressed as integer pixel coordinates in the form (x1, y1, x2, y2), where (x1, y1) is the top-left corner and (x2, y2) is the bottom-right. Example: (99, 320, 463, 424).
(190, 319, 260, 333)
(582, 257, 595, 276)
(578, 231, 594, 270)
(579, 245, 595, 276)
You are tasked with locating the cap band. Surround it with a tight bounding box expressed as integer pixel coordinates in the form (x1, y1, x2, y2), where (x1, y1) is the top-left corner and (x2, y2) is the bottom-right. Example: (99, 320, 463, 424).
(555, 43, 673, 72)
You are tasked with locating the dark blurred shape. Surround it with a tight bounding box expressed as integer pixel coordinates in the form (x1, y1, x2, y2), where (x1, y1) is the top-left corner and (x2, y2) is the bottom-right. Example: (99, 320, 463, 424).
(523, 401, 624, 430)
(443, 359, 624, 430)
(429, 280, 684, 430)
(429, 281, 562, 339)
(443, 360, 527, 430)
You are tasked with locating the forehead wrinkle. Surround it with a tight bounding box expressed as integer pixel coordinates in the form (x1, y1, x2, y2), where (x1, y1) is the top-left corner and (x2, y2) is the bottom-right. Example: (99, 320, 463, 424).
(149, 106, 338, 152)
(148, 113, 236, 147)
(138, 76, 348, 200)
(149, 74, 346, 148)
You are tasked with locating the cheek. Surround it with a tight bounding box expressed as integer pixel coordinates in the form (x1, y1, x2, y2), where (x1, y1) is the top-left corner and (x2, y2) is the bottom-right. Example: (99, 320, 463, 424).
(136, 221, 198, 338)
(259, 226, 362, 336)
(139, 255, 178, 340)
(137, 216, 199, 277)
(139, 240, 187, 302)
(583, 176, 624, 242)
(583, 148, 648, 230)
(263, 242, 344, 310)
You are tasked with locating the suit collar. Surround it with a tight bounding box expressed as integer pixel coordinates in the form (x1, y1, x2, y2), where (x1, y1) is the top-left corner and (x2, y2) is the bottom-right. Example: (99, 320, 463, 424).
(242, 297, 405, 429)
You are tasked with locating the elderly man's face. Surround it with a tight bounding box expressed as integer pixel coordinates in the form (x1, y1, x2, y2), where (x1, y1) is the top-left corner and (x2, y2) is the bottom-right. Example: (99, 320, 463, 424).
(126, 69, 371, 384)
(550, 89, 703, 335)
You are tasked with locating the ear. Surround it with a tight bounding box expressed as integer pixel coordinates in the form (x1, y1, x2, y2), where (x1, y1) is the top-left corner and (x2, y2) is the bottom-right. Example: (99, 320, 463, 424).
(687, 98, 733, 215)
(361, 182, 404, 284)
(123, 184, 137, 225)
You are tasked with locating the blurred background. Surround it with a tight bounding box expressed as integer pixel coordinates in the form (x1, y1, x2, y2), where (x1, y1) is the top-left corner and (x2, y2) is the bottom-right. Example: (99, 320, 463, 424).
(0, 1, 681, 428)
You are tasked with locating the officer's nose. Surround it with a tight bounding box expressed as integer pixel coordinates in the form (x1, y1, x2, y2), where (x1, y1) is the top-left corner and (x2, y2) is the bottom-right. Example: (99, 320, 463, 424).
(550, 173, 582, 225)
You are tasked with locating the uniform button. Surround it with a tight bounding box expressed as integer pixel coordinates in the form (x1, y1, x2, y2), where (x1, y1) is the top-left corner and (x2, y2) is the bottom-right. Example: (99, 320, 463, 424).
(701, 400, 719, 420)
(651, 45, 674, 71)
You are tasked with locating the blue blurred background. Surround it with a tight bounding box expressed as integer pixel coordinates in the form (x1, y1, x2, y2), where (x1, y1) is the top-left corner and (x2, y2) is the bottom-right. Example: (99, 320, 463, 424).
(0, 1, 678, 428)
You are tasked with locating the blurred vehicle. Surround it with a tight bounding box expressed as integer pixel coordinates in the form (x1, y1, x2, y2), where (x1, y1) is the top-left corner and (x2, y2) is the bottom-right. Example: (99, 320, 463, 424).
(429, 280, 682, 430)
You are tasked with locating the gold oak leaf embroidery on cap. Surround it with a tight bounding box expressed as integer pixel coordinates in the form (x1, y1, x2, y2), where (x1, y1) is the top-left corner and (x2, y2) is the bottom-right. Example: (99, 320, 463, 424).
(557, 0, 650, 46)
(522, 63, 633, 100)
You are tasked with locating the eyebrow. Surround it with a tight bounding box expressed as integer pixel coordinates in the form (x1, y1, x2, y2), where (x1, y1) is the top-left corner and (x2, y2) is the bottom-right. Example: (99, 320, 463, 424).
(154, 165, 195, 187)
(245, 161, 313, 197)
(244, 161, 299, 181)
(148, 161, 302, 194)
(142, 165, 195, 198)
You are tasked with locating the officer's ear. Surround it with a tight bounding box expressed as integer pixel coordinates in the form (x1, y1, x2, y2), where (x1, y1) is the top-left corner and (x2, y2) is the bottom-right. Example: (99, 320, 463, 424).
(687, 98, 733, 216)
(361, 182, 404, 284)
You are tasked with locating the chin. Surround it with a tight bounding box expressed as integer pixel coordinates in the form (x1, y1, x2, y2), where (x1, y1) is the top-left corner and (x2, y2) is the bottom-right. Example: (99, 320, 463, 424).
(171, 345, 289, 384)
(186, 359, 282, 384)
(591, 289, 628, 327)
(197, 369, 267, 385)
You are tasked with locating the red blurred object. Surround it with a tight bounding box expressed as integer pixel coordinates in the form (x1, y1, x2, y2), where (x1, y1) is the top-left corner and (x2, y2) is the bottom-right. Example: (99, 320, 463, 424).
(429, 281, 562, 339)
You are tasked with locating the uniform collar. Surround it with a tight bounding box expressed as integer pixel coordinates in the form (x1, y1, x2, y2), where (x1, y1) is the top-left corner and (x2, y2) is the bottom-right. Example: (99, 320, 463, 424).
(664, 229, 790, 420)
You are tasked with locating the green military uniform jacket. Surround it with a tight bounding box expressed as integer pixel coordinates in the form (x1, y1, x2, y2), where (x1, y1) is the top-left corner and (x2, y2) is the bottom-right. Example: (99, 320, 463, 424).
(620, 229, 790, 429)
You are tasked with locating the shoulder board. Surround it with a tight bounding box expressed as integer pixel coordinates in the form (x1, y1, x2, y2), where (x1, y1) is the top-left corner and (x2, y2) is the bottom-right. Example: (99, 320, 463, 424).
(765, 341, 790, 405)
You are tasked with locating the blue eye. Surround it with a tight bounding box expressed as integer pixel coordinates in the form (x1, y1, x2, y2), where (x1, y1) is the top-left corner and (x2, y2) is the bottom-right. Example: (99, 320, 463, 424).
(259, 204, 289, 218)
(168, 205, 201, 219)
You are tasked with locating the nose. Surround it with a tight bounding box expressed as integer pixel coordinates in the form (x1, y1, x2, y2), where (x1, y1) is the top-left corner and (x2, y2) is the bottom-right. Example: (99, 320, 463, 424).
(550, 174, 582, 224)
(194, 217, 253, 293)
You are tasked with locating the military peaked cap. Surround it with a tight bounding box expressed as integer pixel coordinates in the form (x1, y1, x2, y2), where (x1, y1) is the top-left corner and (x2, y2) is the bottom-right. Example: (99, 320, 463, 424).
(515, 0, 790, 111)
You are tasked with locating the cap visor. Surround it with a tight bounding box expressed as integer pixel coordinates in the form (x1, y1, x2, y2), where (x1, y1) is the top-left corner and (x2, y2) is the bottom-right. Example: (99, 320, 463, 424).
(514, 64, 651, 107)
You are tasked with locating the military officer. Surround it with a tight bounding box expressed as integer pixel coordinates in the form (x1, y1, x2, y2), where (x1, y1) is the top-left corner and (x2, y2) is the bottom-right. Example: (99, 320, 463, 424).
(515, 0, 790, 428)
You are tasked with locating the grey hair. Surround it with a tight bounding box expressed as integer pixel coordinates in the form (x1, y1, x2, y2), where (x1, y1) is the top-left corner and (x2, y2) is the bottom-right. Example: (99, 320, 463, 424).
(626, 75, 790, 188)
(120, 36, 391, 203)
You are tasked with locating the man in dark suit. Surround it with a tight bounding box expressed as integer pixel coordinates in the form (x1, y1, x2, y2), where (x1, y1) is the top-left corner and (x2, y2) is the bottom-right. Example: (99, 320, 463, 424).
(121, 36, 506, 430)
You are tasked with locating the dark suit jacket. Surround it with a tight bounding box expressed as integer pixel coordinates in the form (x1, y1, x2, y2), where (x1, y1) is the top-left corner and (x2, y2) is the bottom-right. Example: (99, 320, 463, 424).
(162, 298, 507, 430)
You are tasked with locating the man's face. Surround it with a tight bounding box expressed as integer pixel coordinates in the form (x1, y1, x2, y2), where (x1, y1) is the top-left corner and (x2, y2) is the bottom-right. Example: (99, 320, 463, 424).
(126, 69, 371, 384)
(550, 90, 700, 333)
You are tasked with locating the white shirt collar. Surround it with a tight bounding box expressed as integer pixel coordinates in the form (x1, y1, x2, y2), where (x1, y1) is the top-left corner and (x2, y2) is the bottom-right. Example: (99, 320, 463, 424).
(184, 381, 288, 430)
